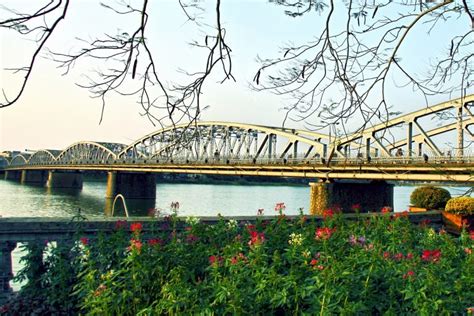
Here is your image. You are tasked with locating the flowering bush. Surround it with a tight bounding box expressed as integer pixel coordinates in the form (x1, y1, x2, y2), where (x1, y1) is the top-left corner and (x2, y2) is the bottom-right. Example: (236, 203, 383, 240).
(4, 213, 474, 315)
(445, 196, 474, 215)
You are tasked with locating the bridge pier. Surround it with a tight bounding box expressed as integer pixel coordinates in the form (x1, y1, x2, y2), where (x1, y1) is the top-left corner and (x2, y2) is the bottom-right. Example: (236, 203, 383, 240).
(4, 170, 21, 181)
(47, 171, 83, 189)
(105, 172, 156, 215)
(309, 180, 394, 215)
(21, 170, 48, 185)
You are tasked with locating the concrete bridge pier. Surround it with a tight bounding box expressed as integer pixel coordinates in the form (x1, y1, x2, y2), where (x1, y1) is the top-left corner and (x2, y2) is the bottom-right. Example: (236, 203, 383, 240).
(4, 170, 21, 181)
(47, 171, 83, 189)
(309, 180, 394, 215)
(105, 172, 156, 216)
(21, 170, 48, 185)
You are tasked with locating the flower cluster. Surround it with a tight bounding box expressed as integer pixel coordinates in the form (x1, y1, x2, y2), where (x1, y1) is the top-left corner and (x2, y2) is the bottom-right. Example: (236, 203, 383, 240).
(315, 227, 335, 240)
(288, 233, 304, 246)
(421, 249, 441, 263)
(209, 255, 224, 267)
(249, 230, 265, 247)
(322, 209, 334, 219)
(227, 219, 238, 229)
(147, 238, 163, 247)
(185, 216, 200, 226)
(348, 235, 366, 246)
(130, 222, 143, 233)
(128, 239, 143, 253)
(230, 253, 247, 265)
(274, 202, 286, 214)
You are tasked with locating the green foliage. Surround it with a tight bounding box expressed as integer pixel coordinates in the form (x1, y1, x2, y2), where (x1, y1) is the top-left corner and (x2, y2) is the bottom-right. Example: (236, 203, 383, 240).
(5, 213, 474, 315)
(445, 196, 474, 215)
(410, 186, 451, 210)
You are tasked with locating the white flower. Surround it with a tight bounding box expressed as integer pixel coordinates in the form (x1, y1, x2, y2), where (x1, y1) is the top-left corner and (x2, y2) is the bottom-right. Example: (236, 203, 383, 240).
(227, 219, 238, 229)
(289, 232, 304, 246)
(185, 216, 200, 226)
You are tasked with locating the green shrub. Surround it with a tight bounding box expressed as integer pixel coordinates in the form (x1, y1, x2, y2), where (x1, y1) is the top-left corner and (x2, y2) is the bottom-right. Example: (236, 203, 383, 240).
(445, 196, 474, 215)
(410, 186, 451, 210)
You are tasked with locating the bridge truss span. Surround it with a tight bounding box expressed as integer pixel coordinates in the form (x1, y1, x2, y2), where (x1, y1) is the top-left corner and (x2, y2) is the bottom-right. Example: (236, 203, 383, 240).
(117, 122, 330, 163)
(55, 142, 127, 165)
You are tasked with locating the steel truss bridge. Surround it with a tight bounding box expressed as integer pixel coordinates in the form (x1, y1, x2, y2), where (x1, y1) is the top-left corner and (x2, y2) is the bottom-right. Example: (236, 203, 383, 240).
(2, 95, 474, 183)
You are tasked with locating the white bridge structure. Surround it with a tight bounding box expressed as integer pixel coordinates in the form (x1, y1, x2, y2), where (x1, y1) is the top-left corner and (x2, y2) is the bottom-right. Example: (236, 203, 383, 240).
(2, 95, 473, 183)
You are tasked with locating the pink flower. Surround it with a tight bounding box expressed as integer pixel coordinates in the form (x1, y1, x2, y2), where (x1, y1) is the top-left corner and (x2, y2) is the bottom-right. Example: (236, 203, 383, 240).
(274, 202, 286, 213)
(128, 239, 142, 253)
(209, 255, 223, 267)
(406, 252, 414, 260)
(383, 251, 391, 259)
(469, 230, 474, 241)
(464, 247, 472, 255)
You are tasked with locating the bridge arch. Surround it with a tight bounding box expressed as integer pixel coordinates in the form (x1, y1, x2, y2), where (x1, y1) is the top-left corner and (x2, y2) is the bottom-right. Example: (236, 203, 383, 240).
(27, 150, 60, 165)
(118, 122, 330, 162)
(9, 155, 29, 167)
(56, 142, 126, 165)
(332, 95, 474, 158)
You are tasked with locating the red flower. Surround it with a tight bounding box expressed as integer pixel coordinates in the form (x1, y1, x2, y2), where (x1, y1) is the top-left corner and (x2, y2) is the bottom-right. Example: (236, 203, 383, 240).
(231, 257, 238, 265)
(322, 209, 334, 219)
(130, 222, 143, 233)
(310, 258, 318, 266)
(403, 270, 415, 279)
(381, 206, 392, 214)
(406, 252, 414, 260)
(464, 247, 472, 255)
(393, 211, 409, 219)
(317, 265, 325, 270)
(248, 231, 265, 246)
(421, 249, 441, 262)
(148, 238, 163, 246)
(115, 220, 127, 230)
(315, 227, 335, 240)
(383, 251, 391, 259)
(80, 237, 88, 246)
(209, 255, 223, 266)
(469, 230, 474, 241)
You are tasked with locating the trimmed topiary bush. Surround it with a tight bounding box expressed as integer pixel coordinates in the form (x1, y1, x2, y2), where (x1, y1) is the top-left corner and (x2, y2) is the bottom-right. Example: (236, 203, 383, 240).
(445, 196, 474, 215)
(410, 186, 451, 210)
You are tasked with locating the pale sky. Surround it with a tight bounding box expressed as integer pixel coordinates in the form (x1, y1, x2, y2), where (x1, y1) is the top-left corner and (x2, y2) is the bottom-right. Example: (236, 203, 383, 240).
(1, 0, 472, 152)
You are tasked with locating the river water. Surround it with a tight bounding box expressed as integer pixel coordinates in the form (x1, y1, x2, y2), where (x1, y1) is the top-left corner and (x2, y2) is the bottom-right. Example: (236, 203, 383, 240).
(0, 178, 471, 217)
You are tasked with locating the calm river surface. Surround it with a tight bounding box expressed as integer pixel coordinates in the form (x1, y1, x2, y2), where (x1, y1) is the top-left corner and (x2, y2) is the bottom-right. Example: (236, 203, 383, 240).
(0, 178, 471, 217)
(1, 178, 471, 290)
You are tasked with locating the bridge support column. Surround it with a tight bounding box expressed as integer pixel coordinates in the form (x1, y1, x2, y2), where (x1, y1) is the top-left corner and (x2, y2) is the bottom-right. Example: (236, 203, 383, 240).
(309, 180, 394, 215)
(47, 171, 83, 189)
(0, 241, 17, 304)
(21, 170, 48, 185)
(4, 170, 21, 181)
(105, 172, 156, 216)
